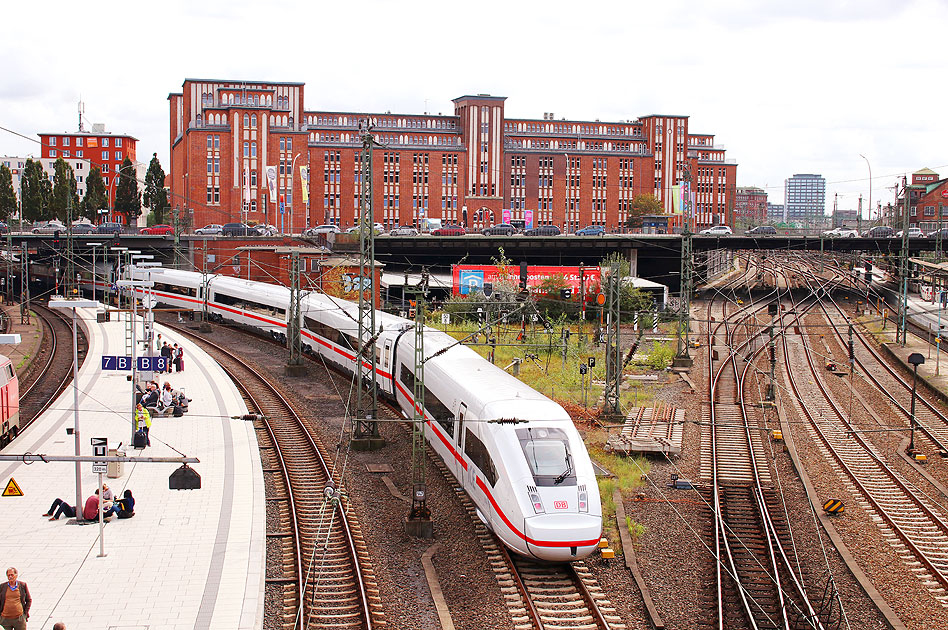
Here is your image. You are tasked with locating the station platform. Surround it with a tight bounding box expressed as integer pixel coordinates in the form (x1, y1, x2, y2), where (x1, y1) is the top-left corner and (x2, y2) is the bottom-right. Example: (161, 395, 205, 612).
(0, 306, 265, 630)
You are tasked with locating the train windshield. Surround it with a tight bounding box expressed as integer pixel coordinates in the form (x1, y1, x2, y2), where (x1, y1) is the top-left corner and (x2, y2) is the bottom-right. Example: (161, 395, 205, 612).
(517, 427, 575, 486)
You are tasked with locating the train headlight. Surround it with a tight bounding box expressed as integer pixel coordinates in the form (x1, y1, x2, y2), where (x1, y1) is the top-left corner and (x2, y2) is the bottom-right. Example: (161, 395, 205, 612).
(528, 490, 544, 514)
(578, 486, 588, 513)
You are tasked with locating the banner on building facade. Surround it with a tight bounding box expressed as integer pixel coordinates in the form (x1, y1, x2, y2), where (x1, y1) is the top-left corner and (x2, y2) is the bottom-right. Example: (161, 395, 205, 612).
(672, 185, 681, 214)
(525, 209, 534, 229)
(502, 208, 511, 224)
(243, 166, 251, 203)
(265, 165, 277, 201)
(299, 165, 309, 203)
(453, 264, 602, 296)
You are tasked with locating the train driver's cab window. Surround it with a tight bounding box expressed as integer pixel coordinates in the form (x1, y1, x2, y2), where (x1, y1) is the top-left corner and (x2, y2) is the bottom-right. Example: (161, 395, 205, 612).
(516, 427, 575, 486)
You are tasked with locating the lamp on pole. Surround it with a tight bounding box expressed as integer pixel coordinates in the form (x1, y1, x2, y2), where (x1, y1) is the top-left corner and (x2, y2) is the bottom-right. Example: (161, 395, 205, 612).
(48, 297, 99, 521)
(86, 242, 103, 303)
(290, 152, 301, 235)
(908, 352, 925, 455)
(859, 154, 872, 227)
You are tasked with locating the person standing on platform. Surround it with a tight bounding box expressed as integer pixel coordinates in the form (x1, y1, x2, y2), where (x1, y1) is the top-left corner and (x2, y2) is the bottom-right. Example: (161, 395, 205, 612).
(0, 567, 31, 630)
(135, 403, 152, 447)
(160, 342, 172, 373)
(174, 345, 184, 372)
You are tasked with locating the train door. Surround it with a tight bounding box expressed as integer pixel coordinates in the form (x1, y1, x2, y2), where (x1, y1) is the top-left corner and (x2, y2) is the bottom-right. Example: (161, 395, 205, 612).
(455, 403, 467, 479)
(464, 427, 495, 526)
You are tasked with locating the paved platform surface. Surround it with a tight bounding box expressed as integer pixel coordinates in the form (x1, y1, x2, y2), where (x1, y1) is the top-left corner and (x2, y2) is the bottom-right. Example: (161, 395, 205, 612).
(0, 307, 265, 630)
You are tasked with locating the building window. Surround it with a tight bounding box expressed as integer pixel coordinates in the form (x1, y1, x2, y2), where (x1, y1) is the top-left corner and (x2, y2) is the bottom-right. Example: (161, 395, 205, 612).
(102, 138, 109, 147)
(62, 137, 70, 146)
(251, 142, 257, 158)
(207, 137, 212, 150)
(115, 138, 122, 147)
(76, 137, 83, 147)
(243, 142, 249, 158)
(50, 150, 56, 157)
(49, 137, 56, 146)
(214, 135, 220, 149)
(251, 170, 257, 187)
(77, 150, 83, 158)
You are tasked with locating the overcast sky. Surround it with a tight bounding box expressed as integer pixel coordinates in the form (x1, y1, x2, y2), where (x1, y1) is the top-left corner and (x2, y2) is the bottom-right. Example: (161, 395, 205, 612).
(2, 0, 945, 216)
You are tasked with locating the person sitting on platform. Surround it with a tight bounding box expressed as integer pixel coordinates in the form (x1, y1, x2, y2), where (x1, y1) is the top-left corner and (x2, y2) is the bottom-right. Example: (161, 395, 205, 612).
(157, 382, 175, 415)
(43, 497, 76, 521)
(109, 490, 135, 519)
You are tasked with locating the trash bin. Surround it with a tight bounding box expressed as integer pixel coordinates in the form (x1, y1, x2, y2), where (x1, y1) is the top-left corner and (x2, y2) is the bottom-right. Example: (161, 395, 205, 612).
(107, 449, 124, 479)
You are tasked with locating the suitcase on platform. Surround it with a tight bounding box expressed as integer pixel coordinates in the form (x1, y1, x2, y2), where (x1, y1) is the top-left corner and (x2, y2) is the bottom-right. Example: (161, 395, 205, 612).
(133, 429, 147, 449)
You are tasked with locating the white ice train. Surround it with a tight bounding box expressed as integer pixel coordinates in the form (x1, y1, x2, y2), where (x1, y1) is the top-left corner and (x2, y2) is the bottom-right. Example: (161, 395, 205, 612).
(128, 267, 602, 561)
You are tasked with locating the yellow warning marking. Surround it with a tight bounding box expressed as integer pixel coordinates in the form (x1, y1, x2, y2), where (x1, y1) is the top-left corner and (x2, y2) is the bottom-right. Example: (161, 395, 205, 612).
(3, 478, 23, 497)
(822, 499, 844, 514)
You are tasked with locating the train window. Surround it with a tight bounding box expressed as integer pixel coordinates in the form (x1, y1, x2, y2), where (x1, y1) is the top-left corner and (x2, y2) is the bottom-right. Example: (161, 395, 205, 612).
(516, 427, 574, 486)
(400, 364, 415, 390)
(215, 292, 285, 318)
(154, 282, 196, 298)
(425, 386, 453, 437)
(5, 365, 12, 380)
(464, 429, 497, 486)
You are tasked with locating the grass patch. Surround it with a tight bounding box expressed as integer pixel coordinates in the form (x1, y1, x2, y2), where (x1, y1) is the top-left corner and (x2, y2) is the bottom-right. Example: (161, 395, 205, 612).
(626, 516, 647, 544)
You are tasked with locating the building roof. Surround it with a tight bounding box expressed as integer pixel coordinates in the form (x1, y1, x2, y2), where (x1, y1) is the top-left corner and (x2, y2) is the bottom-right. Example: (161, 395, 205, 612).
(38, 130, 139, 141)
(915, 167, 939, 176)
(183, 78, 305, 87)
(451, 94, 508, 102)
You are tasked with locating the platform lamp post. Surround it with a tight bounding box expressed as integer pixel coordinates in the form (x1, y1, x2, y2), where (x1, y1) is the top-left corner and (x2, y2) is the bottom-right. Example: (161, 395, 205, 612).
(48, 297, 99, 521)
(116, 276, 154, 447)
(859, 154, 872, 231)
(908, 352, 925, 455)
(86, 242, 104, 303)
(108, 246, 127, 308)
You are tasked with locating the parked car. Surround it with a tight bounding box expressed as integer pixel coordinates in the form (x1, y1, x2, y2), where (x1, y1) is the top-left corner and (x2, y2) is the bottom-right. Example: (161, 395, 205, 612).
(70, 222, 97, 234)
(821, 227, 859, 238)
(303, 224, 340, 237)
(481, 223, 518, 236)
(389, 225, 419, 236)
(195, 224, 223, 236)
(929, 228, 948, 239)
(863, 225, 894, 238)
(31, 220, 67, 234)
(745, 225, 777, 235)
(524, 225, 562, 236)
(96, 222, 124, 235)
(140, 224, 174, 235)
(221, 222, 254, 236)
(698, 225, 733, 236)
(432, 224, 466, 236)
(0, 222, 7, 234)
(254, 224, 278, 236)
(895, 227, 924, 238)
(574, 225, 606, 236)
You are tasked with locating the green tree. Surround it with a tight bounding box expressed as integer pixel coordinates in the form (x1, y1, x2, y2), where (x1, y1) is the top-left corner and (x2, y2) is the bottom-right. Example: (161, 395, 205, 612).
(626, 194, 663, 228)
(49, 158, 80, 222)
(114, 156, 141, 225)
(81, 166, 108, 222)
(143, 153, 168, 223)
(536, 274, 574, 320)
(0, 164, 17, 221)
(20, 158, 52, 222)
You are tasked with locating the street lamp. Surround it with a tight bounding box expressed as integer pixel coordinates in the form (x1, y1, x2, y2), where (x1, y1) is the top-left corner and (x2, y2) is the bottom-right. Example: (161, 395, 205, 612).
(48, 297, 99, 521)
(86, 242, 104, 303)
(908, 352, 925, 454)
(859, 154, 872, 226)
(290, 152, 302, 235)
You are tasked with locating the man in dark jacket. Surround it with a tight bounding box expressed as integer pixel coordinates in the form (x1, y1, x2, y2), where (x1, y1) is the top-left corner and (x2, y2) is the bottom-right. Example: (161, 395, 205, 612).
(0, 567, 31, 629)
(160, 342, 173, 373)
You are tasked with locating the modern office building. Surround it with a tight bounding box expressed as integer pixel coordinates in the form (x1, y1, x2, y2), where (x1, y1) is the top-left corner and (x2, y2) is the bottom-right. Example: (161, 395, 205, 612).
(734, 186, 768, 226)
(168, 78, 738, 233)
(783, 174, 826, 225)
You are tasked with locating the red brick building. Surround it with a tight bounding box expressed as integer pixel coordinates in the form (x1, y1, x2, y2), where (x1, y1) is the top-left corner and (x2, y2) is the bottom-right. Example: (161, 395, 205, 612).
(169, 79, 738, 233)
(905, 168, 948, 232)
(38, 125, 138, 209)
(734, 186, 768, 226)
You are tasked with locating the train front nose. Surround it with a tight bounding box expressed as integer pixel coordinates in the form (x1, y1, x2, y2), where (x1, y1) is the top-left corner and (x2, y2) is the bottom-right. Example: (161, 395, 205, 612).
(524, 513, 602, 562)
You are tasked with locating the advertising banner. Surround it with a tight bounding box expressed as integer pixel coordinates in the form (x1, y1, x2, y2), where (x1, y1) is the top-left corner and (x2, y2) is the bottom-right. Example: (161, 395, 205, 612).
(300, 165, 309, 203)
(453, 265, 602, 296)
(502, 208, 511, 224)
(265, 165, 277, 200)
(525, 209, 534, 229)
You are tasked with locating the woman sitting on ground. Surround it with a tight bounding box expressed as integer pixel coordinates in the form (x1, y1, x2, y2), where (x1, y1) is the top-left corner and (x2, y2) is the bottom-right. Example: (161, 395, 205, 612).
(108, 490, 135, 519)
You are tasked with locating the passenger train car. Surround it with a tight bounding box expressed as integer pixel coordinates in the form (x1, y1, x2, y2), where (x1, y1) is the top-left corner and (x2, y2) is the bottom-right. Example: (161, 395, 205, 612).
(128, 267, 602, 561)
(0, 354, 20, 448)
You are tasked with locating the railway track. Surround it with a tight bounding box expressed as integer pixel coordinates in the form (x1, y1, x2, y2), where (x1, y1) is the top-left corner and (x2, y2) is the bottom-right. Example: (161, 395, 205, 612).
(702, 258, 831, 629)
(17, 303, 84, 431)
(166, 323, 382, 630)
(782, 276, 948, 604)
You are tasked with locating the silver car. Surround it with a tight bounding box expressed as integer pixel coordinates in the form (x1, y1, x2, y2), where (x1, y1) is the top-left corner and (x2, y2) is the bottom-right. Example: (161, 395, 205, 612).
(195, 224, 223, 235)
(389, 225, 419, 236)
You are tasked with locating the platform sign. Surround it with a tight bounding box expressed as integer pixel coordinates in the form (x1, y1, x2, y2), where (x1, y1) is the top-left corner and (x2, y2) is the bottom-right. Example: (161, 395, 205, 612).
(92, 462, 108, 474)
(137, 356, 168, 372)
(2, 478, 23, 497)
(441, 313, 450, 325)
(91, 437, 107, 458)
(101, 356, 132, 371)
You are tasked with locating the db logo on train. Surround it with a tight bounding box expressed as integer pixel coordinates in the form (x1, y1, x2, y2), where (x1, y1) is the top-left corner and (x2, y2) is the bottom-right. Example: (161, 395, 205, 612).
(553, 500, 568, 510)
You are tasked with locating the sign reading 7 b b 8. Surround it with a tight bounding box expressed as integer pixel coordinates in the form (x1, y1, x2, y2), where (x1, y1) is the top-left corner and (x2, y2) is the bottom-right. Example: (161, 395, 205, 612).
(101, 356, 168, 371)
